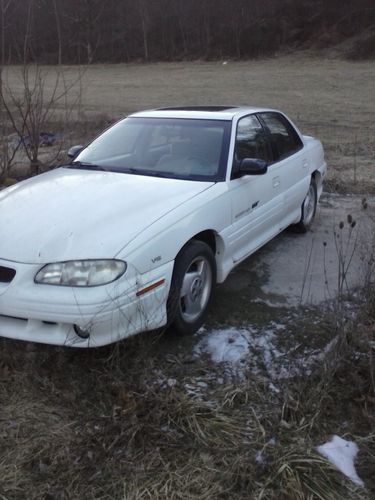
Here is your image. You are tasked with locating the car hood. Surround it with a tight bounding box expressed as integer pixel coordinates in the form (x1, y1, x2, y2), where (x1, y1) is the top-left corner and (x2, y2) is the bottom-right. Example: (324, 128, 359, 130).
(0, 168, 214, 264)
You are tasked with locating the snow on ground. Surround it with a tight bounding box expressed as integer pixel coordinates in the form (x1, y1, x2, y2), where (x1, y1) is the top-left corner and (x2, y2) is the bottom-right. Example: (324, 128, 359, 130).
(194, 326, 274, 378)
(197, 328, 254, 364)
(194, 325, 334, 381)
(317, 435, 364, 487)
(149, 321, 337, 398)
(255, 437, 276, 464)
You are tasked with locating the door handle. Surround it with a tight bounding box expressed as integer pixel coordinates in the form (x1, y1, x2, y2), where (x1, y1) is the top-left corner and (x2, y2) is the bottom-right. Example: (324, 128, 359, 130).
(302, 159, 309, 170)
(272, 176, 280, 188)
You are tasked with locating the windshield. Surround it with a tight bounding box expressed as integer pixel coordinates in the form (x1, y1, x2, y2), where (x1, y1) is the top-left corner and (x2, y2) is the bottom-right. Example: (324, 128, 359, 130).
(72, 117, 231, 181)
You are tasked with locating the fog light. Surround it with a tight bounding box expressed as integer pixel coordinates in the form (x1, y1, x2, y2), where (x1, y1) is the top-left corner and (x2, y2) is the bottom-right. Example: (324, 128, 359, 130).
(74, 324, 91, 339)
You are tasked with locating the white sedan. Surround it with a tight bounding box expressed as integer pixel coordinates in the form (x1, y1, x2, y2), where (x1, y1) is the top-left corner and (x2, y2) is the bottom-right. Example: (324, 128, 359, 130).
(0, 106, 326, 347)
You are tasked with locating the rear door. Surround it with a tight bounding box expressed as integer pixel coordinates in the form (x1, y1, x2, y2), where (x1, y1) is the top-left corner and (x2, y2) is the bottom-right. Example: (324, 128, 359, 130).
(257, 112, 309, 221)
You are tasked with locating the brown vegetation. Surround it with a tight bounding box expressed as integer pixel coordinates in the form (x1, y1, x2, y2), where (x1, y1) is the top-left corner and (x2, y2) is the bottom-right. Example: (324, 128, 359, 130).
(2, 57, 375, 193)
(0, 290, 374, 498)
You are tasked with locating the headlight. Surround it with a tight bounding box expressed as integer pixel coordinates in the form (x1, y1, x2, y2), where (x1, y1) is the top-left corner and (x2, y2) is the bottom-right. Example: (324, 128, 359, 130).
(35, 260, 127, 287)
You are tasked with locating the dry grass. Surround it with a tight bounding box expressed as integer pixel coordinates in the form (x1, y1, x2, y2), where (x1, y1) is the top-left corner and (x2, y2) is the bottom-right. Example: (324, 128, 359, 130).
(0, 318, 374, 499)
(2, 56, 375, 191)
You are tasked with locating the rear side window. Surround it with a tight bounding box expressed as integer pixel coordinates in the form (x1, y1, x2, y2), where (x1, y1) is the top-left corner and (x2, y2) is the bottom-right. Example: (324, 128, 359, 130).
(258, 112, 303, 162)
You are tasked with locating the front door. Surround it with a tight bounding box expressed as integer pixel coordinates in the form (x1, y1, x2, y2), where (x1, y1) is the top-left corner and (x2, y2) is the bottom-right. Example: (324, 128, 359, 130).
(226, 114, 283, 263)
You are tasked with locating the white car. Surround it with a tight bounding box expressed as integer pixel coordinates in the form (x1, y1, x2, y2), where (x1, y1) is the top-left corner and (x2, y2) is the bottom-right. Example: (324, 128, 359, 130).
(0, 106, 326, 347)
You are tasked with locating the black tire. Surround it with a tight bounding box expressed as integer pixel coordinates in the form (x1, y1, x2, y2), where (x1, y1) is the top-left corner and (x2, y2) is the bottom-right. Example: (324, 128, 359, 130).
(294, 178, 317, 233)
(167, 240, 216, 335)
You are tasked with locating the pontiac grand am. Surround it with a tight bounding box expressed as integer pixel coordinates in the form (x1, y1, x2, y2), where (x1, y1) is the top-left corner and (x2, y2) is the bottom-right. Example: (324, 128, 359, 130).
(0, 106, 326, 347)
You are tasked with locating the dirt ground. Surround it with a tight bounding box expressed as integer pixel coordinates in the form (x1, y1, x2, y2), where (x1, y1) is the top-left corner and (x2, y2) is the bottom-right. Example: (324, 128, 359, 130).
(1, 58, 375, 498)
(4, 56, 375, 192)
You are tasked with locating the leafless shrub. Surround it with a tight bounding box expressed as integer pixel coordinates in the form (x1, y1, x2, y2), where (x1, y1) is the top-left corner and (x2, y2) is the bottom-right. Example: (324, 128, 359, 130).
(0, 64, 88, 176)
(0, 124, 20, 183)
(316, 198, 375, 401)
(0, 0, 88, 178)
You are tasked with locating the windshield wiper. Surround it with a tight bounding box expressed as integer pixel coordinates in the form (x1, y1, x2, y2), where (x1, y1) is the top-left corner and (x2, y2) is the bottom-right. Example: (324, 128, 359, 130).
(150, 171, 177, 178)
(69, 161, 109, 171)
(119, 167, 175, 179)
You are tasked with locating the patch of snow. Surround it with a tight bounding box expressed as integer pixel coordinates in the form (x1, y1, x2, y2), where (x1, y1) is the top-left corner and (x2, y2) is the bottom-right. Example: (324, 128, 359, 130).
(268, 382, 280, 393)
(203, 328, 252, 364)
(149, 370, 178, 390)
(184, 378, 211, 400)
(317, 435, 364, 487)
(255, 438, 276, 465)
(195, 326, 286, 378)
(195, 381, 208, 388)
(194, 328, 251, 374)
(255, 450, 264, 464)
(195, 324, 337, 381)
(167, 378, 177, 387)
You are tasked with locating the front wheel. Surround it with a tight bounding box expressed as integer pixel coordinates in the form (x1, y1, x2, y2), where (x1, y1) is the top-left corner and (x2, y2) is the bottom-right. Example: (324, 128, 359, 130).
(295, 178, 317, 233)
(167, 240, 216, 335)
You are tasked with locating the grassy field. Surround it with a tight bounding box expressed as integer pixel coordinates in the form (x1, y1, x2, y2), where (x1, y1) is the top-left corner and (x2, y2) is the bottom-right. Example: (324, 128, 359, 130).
(1, 57, 375, 498)
(4, 56, 375, 192)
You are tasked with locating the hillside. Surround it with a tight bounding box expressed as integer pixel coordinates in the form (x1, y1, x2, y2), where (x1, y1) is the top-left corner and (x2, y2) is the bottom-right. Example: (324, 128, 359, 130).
(1, 0, 374, 64)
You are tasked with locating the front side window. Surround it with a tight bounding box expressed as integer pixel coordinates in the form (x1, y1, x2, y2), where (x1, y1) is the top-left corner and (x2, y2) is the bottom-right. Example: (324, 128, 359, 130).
(234, 115, 269, 163)
(258, 112, 303, 162)
(73, 117, 231, 182)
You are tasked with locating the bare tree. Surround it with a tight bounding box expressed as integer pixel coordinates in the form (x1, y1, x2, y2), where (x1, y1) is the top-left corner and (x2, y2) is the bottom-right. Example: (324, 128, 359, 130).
(0, 0, 86, 177)
(0, 120, 20, 183)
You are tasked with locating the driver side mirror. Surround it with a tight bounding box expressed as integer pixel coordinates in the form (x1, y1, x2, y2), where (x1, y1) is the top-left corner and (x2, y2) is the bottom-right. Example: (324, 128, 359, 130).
(239, 158, 268, 176)
(67, 145, 84, 159)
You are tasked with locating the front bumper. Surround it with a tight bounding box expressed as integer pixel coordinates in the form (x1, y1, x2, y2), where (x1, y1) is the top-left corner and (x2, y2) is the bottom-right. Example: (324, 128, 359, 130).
(0, 258, 173, 347)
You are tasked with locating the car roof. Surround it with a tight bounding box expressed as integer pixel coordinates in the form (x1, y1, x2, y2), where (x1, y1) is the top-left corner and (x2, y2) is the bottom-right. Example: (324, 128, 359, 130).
(130, 106, 276, 121)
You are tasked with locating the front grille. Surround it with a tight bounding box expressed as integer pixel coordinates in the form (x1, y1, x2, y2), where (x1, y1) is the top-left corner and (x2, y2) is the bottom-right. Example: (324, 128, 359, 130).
(0, 266, 16, 283)
(0, 315, 57, 325)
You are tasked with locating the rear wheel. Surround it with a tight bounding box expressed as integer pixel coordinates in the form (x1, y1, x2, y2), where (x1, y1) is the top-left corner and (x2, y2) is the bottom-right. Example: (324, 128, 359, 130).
(167, 240, 216, 335)
(295, 178, 317, 232)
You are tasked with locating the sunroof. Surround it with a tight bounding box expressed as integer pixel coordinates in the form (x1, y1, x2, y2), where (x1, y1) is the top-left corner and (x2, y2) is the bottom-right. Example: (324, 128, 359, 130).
(157, 106, 238, 112)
